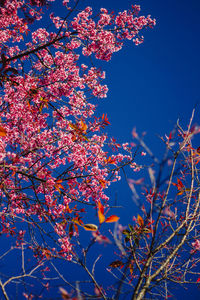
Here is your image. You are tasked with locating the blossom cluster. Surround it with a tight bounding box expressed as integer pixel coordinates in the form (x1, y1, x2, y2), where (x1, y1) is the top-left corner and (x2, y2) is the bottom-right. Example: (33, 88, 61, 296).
(0, 0, 155, 258)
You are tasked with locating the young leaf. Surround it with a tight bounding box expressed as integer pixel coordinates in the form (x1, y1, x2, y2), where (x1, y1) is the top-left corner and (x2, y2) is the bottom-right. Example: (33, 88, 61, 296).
(42, 248, 52, 260)
(122, 229, 130, 237)
(98, 201, 104, 214)
(177, 178, 184, 188)
(109, 260, 124, 268)
(129, 263, 133, 275)
(177, 190, 184, 195)
(107, 156, 116, 164)
(97, 201, 105, 223)
(83, 224, 98, 231)
(69, 223, 74, 239)
(0, 126, 7, 136)
(137, 215, 144, 227)
(54, 179, 65, 194)
(98, 209, 105, 224)
(80, 120, 87, 132)
(105, 215, 119, 223)
(99, 179, 107, 188)
(72, 218, 83, 226)
(74, 223, 79, 235)
(59, 287, 70, 300)
(128, 224, 134, 233)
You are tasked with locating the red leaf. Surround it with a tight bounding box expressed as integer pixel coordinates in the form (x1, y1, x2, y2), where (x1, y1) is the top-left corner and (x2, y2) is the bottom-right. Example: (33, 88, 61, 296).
(177, 178, 184, 188)
(98, 201, 104, 214)
(172, 178, 184, 194)
(74, 224, 79, 235)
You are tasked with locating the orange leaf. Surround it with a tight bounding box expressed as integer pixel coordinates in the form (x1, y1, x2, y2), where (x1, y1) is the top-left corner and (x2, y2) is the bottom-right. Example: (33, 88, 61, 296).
(12, 171, 16, 177)
(109, 260, 124, 268)
(54, 186, 61, 193)
(74, 224, 79, 235)
(65, 205, 73, 213)
(105, 215, 119, 223)
(137, 215, 144, 227)
(107, 156, 115, 164)
(98, 209, 105, 224)
(98, 201, 104, 214)
(56, 179, 63, 184)
(43, 249, 52, 260)
(0, 126, 7, 136)
(83, 224, 98, 231)
(80, 120, 87, 132)
(99, 179, 107, 188)
(129, 263, 133, 275)
(177, 190, 184, 195)
(69, 122, 78, 131)
(54, 180, 65, 194)
(27, 101, 31, 110)
(97, 201, 105, 223)
(72, 218, 83, 226)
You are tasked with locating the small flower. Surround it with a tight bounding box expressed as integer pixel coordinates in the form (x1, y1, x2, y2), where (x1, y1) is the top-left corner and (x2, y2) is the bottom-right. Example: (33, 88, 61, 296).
(192, 240, 200, 251)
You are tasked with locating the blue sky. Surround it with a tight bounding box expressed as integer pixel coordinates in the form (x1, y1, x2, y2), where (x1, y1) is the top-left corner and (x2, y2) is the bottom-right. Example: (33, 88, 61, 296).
(95, 0, 200, 143)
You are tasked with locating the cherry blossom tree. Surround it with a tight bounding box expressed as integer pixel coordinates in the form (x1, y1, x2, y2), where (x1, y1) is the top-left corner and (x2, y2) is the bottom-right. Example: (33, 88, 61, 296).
(0, 0, 156, 298)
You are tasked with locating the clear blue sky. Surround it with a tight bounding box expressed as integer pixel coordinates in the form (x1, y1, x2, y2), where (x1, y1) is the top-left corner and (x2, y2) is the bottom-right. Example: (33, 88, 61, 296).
(95, 0, 200, 144)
